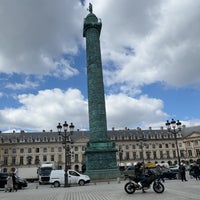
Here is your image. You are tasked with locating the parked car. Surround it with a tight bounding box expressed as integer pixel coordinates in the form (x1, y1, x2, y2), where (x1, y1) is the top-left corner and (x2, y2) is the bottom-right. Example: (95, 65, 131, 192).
(0, 173, 8, 188)
(14, 176, 28, 189)
(124, 163, 157, 179)
(0, 173, 28, 189)
(170, 166, 179, 173)
(124, 163, 178, 180)
(162, 168, 178, 179)
(49, 169, 90, 187)
(145, 167, 178, 180)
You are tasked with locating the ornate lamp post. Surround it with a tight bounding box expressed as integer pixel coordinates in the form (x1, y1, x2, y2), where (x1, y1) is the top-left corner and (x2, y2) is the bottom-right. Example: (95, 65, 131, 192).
(140, 141, 145, 164)
(138, 134, 146, 165)
(146, 151, 151, 162)
(57, 121, 75, 187)
(165, 119, 182, 166)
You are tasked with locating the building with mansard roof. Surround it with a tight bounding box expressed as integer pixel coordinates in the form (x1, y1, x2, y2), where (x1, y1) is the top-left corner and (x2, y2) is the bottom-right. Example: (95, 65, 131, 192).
(0, 126, 200, 173)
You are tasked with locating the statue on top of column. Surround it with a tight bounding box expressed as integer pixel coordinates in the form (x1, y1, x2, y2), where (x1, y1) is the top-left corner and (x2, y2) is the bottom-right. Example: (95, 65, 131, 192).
(88, 3, 93, 14)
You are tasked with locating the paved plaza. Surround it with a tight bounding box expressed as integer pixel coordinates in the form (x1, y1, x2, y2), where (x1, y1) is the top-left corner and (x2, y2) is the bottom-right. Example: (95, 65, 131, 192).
(0, 178, 200, 200)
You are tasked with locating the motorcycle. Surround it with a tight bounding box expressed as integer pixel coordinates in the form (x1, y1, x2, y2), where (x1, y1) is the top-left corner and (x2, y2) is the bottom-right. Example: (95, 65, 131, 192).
(124, 170, 165, 194)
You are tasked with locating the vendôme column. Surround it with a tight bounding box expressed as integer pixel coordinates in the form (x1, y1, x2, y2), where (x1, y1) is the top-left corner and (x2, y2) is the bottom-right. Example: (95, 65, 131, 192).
(83, 3, 119, 179)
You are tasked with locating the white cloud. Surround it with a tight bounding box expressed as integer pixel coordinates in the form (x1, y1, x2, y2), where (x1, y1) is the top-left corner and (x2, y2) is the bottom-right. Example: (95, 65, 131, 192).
(0, 0, 84, 76)
(0, 88, 89, 131)
(106, 93, 167, 129)
(87, 0, 200, 89)
(5, 77, 39, 90)
(1, 0, 199, 87)
(2, 0, 199, 87)
(0, 88, 168, 131)
(53, 58, 79, 79)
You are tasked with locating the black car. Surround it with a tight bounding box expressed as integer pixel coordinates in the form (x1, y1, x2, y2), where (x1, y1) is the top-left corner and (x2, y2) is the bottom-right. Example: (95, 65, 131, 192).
(0, 173, 8, 188)
(148, 167, 178, 180)
(162, 168, 178, 179)
(0, 173, 28, 189)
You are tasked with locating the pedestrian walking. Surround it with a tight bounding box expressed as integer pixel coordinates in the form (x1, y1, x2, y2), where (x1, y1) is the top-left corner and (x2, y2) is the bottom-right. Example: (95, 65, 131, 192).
(179, 163, 187, 182)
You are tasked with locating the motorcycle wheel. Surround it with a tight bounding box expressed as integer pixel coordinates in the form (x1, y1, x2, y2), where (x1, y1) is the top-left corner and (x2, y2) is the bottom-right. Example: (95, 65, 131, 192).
(153, 182, 165, 193)
(124, 182, 136, 194)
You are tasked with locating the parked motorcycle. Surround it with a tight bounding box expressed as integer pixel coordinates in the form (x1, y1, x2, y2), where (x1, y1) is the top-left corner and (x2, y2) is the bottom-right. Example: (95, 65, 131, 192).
(124, 170, 165, 194)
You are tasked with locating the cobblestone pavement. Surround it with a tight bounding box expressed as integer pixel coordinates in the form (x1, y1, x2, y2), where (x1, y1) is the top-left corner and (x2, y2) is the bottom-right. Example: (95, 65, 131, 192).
(0, 178, 200, 200)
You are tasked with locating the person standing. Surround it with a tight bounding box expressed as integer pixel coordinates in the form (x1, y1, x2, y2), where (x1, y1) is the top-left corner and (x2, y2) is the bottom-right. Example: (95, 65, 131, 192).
(179, 164, 187, 182)
(12, 173, 18, 192)
(193, 163, 200, 180)
(6, 173, 13, 192)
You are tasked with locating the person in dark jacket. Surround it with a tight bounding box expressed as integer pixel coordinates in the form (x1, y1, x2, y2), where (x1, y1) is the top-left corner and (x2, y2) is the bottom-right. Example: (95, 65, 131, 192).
(193, 163, 200, 180)
(179, 164, 187, 181)
(135, 162, 147, 192)
(12, 173, 18, 192)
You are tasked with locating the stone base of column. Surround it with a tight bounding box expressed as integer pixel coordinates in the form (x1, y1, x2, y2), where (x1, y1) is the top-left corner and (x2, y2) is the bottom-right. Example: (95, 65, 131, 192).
(86, 168, 120, 180)
(85, 141, 120, 180)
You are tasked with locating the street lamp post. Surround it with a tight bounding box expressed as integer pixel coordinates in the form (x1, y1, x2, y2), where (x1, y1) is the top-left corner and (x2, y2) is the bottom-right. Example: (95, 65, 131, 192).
(146, 151, 151, 162)
(138, 134, 146, 165)
(165, 119, 182, 166)
(57, 121, 75, 187)
(140, 141, 145, 164)
(139, 140, 146, 173)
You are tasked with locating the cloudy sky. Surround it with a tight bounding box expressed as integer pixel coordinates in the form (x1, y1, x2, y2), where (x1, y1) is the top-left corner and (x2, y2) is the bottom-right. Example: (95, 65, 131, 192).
(0, 0, 200, 132)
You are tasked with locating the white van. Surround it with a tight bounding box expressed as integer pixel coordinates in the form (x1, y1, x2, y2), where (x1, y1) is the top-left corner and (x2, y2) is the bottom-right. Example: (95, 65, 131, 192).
(49, 169, 90, 187)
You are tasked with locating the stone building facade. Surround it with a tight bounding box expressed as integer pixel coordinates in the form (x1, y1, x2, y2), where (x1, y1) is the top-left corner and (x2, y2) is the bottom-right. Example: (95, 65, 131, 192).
(0, 126, 200, 173)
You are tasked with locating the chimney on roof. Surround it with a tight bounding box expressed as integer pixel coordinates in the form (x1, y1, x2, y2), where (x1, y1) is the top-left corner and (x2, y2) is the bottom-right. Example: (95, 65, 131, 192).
(77, 129, 79, 132)
(137, 127, 141, 131)
(50, 130, 52, 132)
(13, 130, 15, 133)
(182, 125, 186, 128)
(112, 127, 115, 131)
(160, 126, 163, 130)
(43, 130, 45, 132)
(125, 127, 128, 130)
(149, 126, 152, 130)
(20, 130, 24, 133)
